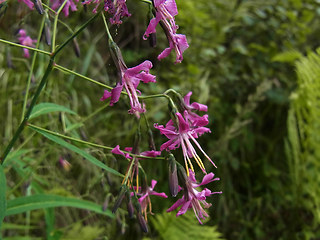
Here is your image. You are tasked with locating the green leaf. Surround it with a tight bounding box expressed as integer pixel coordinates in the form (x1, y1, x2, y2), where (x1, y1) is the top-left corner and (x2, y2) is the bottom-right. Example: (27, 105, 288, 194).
(29, 103, 77, 120)
(5, 194, 113, 217)
(0, 165, 7, 232)
(29, 126, 123, 177)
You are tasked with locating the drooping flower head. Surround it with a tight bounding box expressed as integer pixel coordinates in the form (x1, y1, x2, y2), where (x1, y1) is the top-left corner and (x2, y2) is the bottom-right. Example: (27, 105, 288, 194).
(167, 169, 221, 224)
(134, 179, 168, 220)
(155, 112, 216, 175)
(100, 44, 156, 118)
(143, 0, 189, 63)
(82, 0, 131, 24)
(17, 29, 37, 58)
(51, 0, 79, 17)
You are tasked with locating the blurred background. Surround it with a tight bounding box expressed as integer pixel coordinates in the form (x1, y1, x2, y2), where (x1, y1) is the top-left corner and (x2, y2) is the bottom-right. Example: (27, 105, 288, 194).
(1, 0, 320, 239)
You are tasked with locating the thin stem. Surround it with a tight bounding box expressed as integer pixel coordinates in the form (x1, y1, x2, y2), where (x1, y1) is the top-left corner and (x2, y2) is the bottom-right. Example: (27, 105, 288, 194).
(21, 14, 47, 122)
(53, 11, 100, 57)
(0, 39, 51, 55)
(0, 59, 55, 165)
(51, 0, 69, 52)
(101, 12, 115, 43)
(42, 3, 56, 14)
(27, 124, 165, 160)
(54, 63, 113, 90)
(139, 93, 169, 100)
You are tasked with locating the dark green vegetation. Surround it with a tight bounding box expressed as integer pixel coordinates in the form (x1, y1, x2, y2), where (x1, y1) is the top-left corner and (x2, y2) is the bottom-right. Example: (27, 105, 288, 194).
(1, 0, 320, 239)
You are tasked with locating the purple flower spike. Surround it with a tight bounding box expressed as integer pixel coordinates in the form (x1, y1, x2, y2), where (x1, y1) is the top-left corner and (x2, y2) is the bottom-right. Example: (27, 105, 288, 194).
(17, 29, 37, 58)
(100, 60, 156, 118)
(143, 0, 189, 63)
(50, 0, 79, 17)
(167, 170, 221, 224)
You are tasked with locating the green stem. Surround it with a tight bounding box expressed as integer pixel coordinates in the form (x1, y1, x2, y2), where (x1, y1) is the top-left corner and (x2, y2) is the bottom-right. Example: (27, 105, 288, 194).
(51, 0, 69, 52)
(21, 14, 47, 122)
(27, 124, 165, 160)
(54, 63, 113, 90)
(101, 12, 115, 44)
(0, 59, 55, 165)
(0, 39, 51, 55)
(42, 3, 56, 14)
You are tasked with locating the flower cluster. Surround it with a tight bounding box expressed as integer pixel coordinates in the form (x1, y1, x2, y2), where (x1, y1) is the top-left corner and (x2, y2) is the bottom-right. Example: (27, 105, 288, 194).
(143, 0, 189, 63)
(167, 169, 221, 224)
(155, 92, 216, 174)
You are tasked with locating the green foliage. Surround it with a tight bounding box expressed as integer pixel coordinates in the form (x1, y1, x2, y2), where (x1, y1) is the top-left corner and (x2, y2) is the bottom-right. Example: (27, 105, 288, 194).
(0, 165, 6, 234)
(285, 48, 320, 238)
(5, 194, 113, 217)
(60, 223, 104, 240)
(29, 103, 77, 120)
(150, 211, 224, 240)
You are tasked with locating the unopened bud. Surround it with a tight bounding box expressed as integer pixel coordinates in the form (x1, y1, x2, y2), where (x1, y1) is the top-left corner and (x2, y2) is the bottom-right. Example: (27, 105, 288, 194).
(59, 157, 71, 171)
(149, 33, 156, 48)
(44, 18, 51, 46)
(177, 164, 189, 200)
(167, 154, 179, 197)
(6, 48, 14, 68)
(126, 192, 134, 218)
(137, 212, 148, 233)
(109, 41, 127, 84)
(112, 185, 128, 213)
(147, 129, 156, 151)
(73, 38, 80, 58)
(32, 0, 44, 14)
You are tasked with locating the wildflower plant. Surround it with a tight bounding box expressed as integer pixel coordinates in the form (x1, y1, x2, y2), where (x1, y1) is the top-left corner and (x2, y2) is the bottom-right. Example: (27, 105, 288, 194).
(0, 0, 221, 237)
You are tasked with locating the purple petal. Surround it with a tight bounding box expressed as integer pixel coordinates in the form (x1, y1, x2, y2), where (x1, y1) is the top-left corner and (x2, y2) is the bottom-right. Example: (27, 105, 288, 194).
(176, 113, 190, 133)
(167, 198, 185, 212)
(150, 191, 168, 198)
(100, 90, 112, 101)
(176, 200, 192, 216)
(109, 83, 123, 106)
(158, 46, 173, 61)
(164, 0, 178, 17)
(111, 145, 125, 157)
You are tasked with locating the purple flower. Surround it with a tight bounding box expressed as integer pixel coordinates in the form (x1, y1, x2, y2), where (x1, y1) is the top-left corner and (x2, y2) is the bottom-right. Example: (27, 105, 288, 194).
(182, 92, 209, 127)
(134, 179, 168, 217)
(167, 170, 221, 224)
(17, 29, 37, 58)
(143, 0, 189, 63)
(18, 0, 34, 9)
(100, 60, 156, 118)
(108, 0, 131, 25)
(51, 0, 79, 17)
(154, 112, 216, 173)
(82, 0, 131, 24)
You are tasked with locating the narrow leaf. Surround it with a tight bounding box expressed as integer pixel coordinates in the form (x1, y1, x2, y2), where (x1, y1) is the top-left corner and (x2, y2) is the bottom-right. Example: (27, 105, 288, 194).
(29, 103, 77, 119)
(5, 194, 113, 217)
(30, 126, 123, 177)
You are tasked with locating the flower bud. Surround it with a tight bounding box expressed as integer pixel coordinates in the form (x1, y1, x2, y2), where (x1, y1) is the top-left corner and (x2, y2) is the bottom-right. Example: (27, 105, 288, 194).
(73, 38, 80, 58)
(177, 164, 189, 200)
(32, 0, 44, 14)
(44, 18, 51, 46)
(126, 191, 134, 218)
(167, 154, 179, 197)
(112, 185, 128, 213)
(109, 41, 127, 84)
(132, 198, 148, 233)
(137, 212, 148, 233)
(6, 48, 14, 69)
(147, 129, 156, 151)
